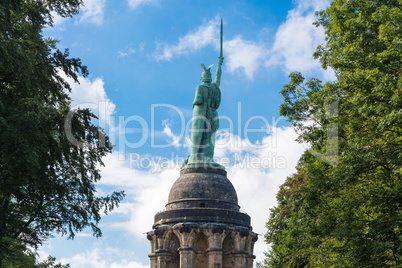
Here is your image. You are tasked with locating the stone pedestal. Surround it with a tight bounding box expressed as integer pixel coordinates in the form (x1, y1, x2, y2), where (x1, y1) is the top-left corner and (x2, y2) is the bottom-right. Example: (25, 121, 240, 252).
(148, 168, 257, 268)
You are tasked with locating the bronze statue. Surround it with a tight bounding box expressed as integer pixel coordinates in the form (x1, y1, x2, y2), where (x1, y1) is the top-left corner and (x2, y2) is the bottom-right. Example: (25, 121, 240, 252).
(183, 19, 224, 169)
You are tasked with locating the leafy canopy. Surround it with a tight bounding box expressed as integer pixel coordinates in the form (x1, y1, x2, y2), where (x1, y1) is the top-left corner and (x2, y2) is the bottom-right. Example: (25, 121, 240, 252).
(262, 0, 402, 267)
(0, 0, 125, 265)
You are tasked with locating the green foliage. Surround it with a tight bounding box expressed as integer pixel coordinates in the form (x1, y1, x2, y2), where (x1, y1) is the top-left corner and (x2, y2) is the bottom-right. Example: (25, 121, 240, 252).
(2, 243, 69, 268)
(264, 173, 314, 267)
(36, 256, 70, 268)
(264, 0, 402, 267)
(0, 0, 125, 266)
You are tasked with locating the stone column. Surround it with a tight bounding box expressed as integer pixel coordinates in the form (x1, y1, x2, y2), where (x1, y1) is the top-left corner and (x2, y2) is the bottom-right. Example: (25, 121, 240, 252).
(172, 223, 199, 268)
(156, 250, 174, 268)
(207, 248, 223, 268)
(232, 228, 250, 267)
(245, 233, 258, 268)
(232, 252, 247, 268)
(148, 253, 157, 268)
(178, 247, 196, 268)
(204, 224, 230, 268)
(147, 231, 157, 268)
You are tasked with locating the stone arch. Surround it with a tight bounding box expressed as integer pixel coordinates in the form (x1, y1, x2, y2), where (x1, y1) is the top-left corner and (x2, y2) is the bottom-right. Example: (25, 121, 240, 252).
(222, 234, 235, 268)
(195, 233, 208, 268)
(165, 231, 180, 268)
(164, 230, 180, 250)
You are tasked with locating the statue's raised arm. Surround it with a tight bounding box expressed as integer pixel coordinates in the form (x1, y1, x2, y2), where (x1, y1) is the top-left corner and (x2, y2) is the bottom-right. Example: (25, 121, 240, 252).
(214, 56, 224, 87)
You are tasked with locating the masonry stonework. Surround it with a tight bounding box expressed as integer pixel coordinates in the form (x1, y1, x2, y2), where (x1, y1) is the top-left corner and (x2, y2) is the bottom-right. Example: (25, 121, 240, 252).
(147, 168, 257, 268)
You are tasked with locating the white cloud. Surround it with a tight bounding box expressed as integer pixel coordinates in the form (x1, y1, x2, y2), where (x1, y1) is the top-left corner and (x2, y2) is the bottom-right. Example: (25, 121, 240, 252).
(61, 248, 107, 268)
(153, 17, 266, 80)
(118, 47, 136, 57)
(225, 0, 332, 79)
(60, 248, 148, 268)
(97, 152, 178, 236)
(139, 42, 145, 52)
(160, 119, 191, 149)
(110, 261, 148, 268)
(267, 0, 331, 76)
(269, 13, 322, 71)
(298, 0, 330, 13)
(50, 11, 66, 26)
(162, 120, 182, 148)
(61, 73, 116, 131)
(78, 0, 106, 25)
(68, 76, 108, 107)
(154, 0, 334, 80)
(128, 0, 158, 9)
(48, 0, 106, 26)
(225, 37, 268, 80)
(154, 18, 220, 61)
(76, 233, 93, 237)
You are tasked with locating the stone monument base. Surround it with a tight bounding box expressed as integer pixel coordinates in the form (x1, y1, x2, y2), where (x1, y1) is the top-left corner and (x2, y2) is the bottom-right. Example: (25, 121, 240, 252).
(147, 223, 257, 268)
(148, 166, 257, 267)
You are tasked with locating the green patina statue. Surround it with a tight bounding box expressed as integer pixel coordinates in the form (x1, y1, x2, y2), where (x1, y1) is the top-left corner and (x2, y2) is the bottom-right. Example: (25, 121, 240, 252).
(182, 20, 225, 170)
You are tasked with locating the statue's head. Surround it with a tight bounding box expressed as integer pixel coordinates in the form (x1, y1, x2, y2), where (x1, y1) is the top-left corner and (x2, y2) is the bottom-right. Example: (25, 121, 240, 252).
(200, 63, 213, 83)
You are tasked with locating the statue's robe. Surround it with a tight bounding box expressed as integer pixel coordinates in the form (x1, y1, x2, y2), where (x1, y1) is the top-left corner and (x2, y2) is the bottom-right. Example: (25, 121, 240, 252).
(190, 82, 221, 158)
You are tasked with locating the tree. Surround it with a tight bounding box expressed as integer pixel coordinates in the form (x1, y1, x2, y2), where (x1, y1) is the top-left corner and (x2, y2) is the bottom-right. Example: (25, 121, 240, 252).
(0, 1, 125, 266)
(263, 0, 402, 267)
(36, 256, 70, 268)
(2, 245, 70, 268)
(264, 172, 313, 267)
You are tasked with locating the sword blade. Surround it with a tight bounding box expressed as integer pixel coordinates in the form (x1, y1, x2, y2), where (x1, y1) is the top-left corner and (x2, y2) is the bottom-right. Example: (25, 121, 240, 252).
(220, 19, 223, 57)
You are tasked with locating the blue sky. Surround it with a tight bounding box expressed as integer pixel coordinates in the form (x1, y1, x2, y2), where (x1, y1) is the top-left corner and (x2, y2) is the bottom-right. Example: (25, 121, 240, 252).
(41, 0, 332, 267)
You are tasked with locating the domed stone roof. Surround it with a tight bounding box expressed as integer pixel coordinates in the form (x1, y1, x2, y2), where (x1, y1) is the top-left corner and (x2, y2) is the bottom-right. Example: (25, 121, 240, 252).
(153, 167, 251, 228)
(166, 168, 239, 211)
